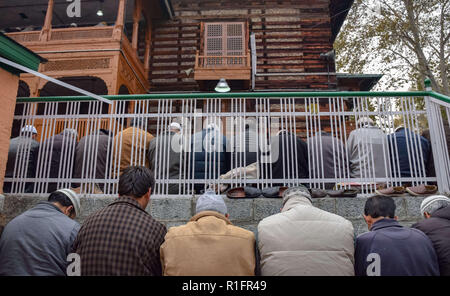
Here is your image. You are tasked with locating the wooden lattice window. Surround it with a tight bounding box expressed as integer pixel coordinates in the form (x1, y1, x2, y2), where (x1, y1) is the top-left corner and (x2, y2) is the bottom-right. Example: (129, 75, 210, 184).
(204, 22, 246, 57)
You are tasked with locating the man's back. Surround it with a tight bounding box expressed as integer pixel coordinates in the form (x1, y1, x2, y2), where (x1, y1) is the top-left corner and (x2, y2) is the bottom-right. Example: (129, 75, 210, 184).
(72, 196, 166, 276)
(347, 126, 390, 178)
(4, 136, 39, 193)
(0, 202, 80, 276)
(355, 219, 440, 276)
(160, 211, 256, 276)
(192, 128, 229, 180)
(40, 132, 77, 192)
(258, 201, 355, 276)
(74, 131, 111, 181)
(413, 206, 450, 276)
(307, 132, 347, 182)
(5, 136, 39, 177)
(113, 127, 153, 175)
(387, 128, 430, 177)
(261, 132, 309, 180)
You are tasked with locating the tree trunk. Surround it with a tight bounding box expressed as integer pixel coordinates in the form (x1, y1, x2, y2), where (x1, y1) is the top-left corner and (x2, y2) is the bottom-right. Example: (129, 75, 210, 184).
(404, 0, 441, 92)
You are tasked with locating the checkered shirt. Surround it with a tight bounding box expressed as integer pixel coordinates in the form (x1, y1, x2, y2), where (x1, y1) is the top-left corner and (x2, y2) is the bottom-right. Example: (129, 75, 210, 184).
(72, 196, 167, 276)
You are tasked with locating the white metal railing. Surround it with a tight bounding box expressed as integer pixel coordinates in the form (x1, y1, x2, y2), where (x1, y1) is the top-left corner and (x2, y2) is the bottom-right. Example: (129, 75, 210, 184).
(4, 91, 450, 196)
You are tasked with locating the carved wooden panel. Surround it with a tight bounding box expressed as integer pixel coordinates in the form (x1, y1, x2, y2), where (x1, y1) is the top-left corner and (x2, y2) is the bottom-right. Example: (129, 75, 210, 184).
(50, 28, 114, 41)
(42, 58, 111, 72)
(7, 32, 40, 43)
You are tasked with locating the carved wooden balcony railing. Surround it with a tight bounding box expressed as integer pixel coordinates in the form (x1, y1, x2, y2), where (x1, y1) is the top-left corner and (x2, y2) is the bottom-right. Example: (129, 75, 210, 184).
(194, 50, 251, 81)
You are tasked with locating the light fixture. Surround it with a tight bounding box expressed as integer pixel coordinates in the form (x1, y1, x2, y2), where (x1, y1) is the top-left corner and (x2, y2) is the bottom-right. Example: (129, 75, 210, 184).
(215, 78, 230, 93)
(97, 0, 104, 17)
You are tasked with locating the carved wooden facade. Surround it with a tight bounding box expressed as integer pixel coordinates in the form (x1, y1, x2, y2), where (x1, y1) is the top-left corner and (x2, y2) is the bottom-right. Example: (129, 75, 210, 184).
(149, 0, 353, 91)
(5, 0, 171, 98)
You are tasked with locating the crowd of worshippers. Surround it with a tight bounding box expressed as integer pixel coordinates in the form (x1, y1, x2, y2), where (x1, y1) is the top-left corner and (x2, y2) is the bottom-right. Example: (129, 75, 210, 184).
(0, 165, 449, 276)
(3, 117, 450, 195)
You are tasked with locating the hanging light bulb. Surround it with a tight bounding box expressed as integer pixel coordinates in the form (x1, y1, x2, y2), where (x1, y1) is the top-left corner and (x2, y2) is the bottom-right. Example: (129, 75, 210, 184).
(97, 0, 104, 17)
(214, 78, 230, 93)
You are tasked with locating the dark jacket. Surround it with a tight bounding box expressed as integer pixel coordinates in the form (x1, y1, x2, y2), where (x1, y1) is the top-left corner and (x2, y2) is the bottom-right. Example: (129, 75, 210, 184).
(307, 132, 346, 188)
(148, 131, 184, 194)
(73, 129, 112, 190)
(0, 202, 80, 276)
(40, 130, 78, 193)
(422, 126, 450, 177)
(4, 136, 39, 193)
(413, 205, 450, 276)
(355, 219, 440, 276)
(260, 131, 309, 181)
(72, 196, 167, 276)
(387, 128, 430, 178)
(192, 127, 230, 181)
(230, 125, 258, 169)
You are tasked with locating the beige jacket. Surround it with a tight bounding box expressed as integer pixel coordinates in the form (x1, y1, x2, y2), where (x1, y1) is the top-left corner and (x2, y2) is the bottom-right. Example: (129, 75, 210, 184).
(113, 127, 153, 175)
(257, 192, 355, 276)
(160, 211, 256, 276)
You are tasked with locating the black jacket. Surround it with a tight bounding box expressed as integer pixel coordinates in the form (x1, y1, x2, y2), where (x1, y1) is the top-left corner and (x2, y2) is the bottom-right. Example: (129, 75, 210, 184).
(422, 126, 450, 177)
(4, 136, 39, 193)
(73, 129, 112, 189)
(40, 130, 78, 192)
(413, 205, 450, 276)
(260, 132, 309, 181)
(355, 219, 439, 276)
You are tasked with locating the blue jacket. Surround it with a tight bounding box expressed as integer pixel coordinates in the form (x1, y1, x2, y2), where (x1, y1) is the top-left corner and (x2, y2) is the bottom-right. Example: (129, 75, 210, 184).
(355, 219, 440, 276)
(387, 128, 430, 178)
(0, 202, 80, 276)
(191, 128, 230, 180)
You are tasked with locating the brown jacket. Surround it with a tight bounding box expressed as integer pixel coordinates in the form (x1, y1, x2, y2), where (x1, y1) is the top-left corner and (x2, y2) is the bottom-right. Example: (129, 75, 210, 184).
(160, 211, 256, 276)
(113, 127, 153, 175)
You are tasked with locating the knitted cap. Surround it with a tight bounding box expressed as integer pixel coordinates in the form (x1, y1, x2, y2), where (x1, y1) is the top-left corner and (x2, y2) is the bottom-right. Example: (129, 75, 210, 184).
(195, 190, 227, 215)
(55, 188, 81, 217)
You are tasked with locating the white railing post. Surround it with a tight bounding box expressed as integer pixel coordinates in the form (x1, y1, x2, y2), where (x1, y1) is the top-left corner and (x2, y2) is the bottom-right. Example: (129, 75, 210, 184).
(424, 79, 450, 194)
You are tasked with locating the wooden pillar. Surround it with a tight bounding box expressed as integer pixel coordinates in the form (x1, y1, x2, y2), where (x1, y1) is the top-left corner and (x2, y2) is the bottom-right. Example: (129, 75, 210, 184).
(39, 0, 54, 42)
(131, 0, 142, 50)
(113, 0, 127, 41)
(0, 70, 20, 193)
(144, 22, 152, 79)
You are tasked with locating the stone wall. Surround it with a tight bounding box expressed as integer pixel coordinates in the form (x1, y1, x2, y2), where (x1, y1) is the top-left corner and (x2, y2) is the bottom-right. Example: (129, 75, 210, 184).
(0, 194, 427, 237)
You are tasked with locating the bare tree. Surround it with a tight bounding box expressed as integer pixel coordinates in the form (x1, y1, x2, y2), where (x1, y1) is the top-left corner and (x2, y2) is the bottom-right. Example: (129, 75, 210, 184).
(335, 0, 449, 94)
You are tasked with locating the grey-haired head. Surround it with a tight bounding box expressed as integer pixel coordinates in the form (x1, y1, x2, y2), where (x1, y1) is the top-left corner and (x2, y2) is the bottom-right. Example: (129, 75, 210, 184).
(62, 128, 78, 139)
(282, 186, 312, 209)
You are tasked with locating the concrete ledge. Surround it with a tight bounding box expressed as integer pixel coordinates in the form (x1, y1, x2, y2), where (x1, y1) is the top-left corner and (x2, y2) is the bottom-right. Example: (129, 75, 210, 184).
(0, 194, 425, 237)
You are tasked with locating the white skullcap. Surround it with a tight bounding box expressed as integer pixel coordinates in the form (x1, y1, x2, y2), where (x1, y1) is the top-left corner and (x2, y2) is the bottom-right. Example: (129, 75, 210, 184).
(357, 117, 374, 126)
(420, 195, 450, 214)
(170, 122, 182, 131)
(55, 188, 81, 217)
(21, 125, 37, 134)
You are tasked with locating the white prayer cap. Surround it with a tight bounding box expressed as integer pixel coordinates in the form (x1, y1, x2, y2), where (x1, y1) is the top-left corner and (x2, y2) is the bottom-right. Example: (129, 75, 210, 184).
(21, 125, 37, 134)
